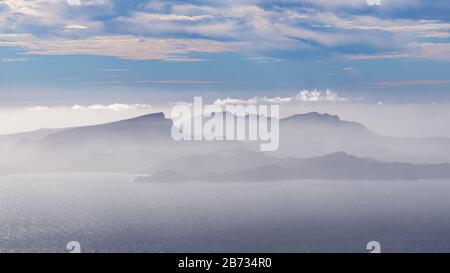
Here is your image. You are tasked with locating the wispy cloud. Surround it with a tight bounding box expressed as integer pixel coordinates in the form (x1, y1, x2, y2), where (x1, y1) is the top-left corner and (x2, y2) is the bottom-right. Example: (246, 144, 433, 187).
(346, 43, 450, 61)
(59, 77, 81, 81)
(0, 35, 236, 61)
(371, 80, 450, 88)
(136, 80, 238, 85)
(84, 79, 245, 85)
(245, 56, 283, 62)
(99, 68, 128, 72)
(0, 0, 449, 61)
(339, 67, 358, 74)
(0, 57, 41, 62)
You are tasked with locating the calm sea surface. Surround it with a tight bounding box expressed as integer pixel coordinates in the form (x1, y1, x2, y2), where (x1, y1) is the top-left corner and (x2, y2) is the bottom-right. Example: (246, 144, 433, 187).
(1, 174, 450, 253)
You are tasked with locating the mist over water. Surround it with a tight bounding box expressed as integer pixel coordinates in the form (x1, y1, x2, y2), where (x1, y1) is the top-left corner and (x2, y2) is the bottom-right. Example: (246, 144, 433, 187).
(1, 174, 450, 253)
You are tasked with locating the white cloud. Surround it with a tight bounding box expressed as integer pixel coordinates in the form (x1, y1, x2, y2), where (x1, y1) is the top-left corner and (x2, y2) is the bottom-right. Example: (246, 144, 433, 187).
(25, 106, 51, 111)
(296, 90, 347, 102)
(212, 90, 348, 107)
(261, 96, 293, 104)
(63, 24, 89, 30)
(134, 13, 213, 22)
(214, 97, 258, 106)
(72, 103, 150, 111)
(26, 103, 152, 112)
(66, 0, 110, 6)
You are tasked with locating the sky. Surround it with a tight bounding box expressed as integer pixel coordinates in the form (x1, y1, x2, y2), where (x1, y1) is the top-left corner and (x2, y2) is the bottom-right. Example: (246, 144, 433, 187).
(0, 0, 450, 136)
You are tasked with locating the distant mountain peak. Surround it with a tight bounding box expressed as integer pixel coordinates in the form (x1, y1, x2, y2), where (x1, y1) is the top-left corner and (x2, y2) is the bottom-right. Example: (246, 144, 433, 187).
(281, 112, 372, 136)
(284, 112, 340, 122)
(122, 112, 166, 123)
(314, 151, 376, 163)
(320, 151, 354, 159)
(329, 151, 350, 156)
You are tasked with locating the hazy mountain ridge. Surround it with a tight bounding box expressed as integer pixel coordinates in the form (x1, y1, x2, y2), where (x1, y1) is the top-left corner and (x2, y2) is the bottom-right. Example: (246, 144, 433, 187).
(1, 111, 450, 174)
(41, 112, 172, 147)
(136, 151, 450, 182)
(141, 149, 279, 177)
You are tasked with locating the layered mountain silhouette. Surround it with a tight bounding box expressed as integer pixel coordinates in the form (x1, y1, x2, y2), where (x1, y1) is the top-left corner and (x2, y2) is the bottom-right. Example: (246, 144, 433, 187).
(0, 113, 174, 173)
(1, 111, 450, 175)
(41, 112, 172, 152)
(136, 151, 450, 182)
(141, 149, 278, 177)
(278, 112, 450, 164)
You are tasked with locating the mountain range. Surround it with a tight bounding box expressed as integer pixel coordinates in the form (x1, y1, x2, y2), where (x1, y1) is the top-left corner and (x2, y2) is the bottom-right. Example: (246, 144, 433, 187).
(1, 111, 450, 177)
(136, 151, 450, 182)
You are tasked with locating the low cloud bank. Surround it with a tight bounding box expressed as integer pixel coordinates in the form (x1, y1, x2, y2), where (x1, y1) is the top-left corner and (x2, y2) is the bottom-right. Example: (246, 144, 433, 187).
(213, 89, 348, 106)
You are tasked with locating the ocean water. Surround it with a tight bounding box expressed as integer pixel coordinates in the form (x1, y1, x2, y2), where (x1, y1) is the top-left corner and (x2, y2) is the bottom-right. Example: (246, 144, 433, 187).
(1, 174, 450, 253)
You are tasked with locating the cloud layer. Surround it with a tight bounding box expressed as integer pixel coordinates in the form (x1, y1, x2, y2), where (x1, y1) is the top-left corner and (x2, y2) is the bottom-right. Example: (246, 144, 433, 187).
(25, 103, 152, 112)
(1, 0, 449, 61)
(213, 90, 348, 107)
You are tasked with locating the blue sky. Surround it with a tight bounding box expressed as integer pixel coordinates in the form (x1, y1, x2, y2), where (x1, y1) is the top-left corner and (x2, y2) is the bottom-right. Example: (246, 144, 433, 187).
(1, 0, 450, 107)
